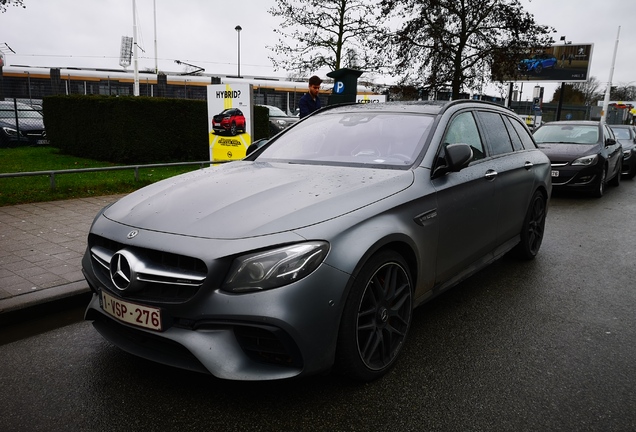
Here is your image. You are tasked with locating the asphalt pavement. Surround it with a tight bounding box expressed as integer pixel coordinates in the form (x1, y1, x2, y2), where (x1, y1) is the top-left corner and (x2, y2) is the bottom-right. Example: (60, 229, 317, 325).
(0, 194, 125, 325)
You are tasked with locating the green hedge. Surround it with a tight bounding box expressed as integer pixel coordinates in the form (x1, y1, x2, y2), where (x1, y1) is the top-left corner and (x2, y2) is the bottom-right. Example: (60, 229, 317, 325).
(42, 95, 271, 164)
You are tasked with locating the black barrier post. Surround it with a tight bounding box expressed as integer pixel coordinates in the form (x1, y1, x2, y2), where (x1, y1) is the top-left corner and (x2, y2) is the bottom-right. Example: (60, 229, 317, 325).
(327, 68, 363, 105)
(555, 82, 565, 121)
(50, 68, 63, 95)
(157, 73, 167, 97)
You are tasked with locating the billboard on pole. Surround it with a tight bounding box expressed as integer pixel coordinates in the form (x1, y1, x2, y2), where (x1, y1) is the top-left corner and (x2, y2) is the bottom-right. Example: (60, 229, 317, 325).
(494, 43, 593, 83)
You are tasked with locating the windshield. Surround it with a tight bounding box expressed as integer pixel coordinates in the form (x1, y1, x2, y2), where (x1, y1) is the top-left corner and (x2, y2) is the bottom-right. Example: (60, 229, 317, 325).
(256, 111, 433, 168)
(266, 106, 288, 117)
(533, 124, 599, 145)
(0, 104, 43, 119)
(610, 127, 632, 140)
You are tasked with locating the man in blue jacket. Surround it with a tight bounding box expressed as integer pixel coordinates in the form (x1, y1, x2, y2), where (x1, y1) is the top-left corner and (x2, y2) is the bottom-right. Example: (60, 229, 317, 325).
(298, 75, 322, 118)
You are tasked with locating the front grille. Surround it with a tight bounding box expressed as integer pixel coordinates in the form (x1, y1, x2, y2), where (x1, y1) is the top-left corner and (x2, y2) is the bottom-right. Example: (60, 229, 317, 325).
(89, 234, 207, 304)
(24, 130, 46, 138)
(551, 161, 570, 167)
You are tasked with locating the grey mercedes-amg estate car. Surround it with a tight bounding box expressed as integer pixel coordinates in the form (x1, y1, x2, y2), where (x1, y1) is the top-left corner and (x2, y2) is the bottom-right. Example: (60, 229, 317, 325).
(82, 100, 551, 381)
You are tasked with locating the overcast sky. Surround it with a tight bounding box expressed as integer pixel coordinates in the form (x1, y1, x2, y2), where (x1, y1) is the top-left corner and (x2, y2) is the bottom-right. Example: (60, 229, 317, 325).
(1, 0, 635, 101)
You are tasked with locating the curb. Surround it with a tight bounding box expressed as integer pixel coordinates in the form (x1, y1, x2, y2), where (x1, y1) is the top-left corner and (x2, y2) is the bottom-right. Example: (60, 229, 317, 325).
(0, 281, 92, 327)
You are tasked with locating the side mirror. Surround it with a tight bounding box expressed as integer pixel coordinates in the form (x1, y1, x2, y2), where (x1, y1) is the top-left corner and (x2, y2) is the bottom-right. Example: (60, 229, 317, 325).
(433, 143, 474, 178)
(605, 138, 616, 147)
(246, 138, 269, 156)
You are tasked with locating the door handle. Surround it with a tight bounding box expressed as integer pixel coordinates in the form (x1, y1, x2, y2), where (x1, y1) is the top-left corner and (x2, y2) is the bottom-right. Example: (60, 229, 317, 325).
(524, 161, 534, 170)
(485, 170, 498, 180)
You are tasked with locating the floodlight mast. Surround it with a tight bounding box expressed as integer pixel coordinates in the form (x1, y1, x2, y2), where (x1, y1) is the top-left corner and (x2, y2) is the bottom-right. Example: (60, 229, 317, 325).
(132, 0, 140, 96)
(153, 0, 158, 74)
(601, 26, 621, 124)
(119, 36, 133, 69)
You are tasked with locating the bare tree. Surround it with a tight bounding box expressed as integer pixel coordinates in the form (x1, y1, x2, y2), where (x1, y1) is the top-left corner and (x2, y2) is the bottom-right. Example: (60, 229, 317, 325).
(0, 0, 25, 13)
(267, 0, 386, 75)
(572, 76, 603, 106)
(610, 82, 636, 101)
(378, 0, 555, 99)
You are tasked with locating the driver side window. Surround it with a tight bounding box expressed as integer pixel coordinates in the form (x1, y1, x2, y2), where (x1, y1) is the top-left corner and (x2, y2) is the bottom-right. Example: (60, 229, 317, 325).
(442, 112, 485, 161)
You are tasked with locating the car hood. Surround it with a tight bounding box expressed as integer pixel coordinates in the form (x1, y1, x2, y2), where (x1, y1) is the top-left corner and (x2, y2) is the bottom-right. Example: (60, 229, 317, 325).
(0, 118, 45, 130)
(537, 142, 600, 161)
(103, 161, 414, 239)
(617, 139, 635, 151)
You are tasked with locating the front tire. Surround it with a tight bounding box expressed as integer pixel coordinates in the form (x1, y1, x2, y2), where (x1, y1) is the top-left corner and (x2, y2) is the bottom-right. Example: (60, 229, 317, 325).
(513, 191, 547, 260)
(592, 167, 607, 198)
(336, 251, 413, 381)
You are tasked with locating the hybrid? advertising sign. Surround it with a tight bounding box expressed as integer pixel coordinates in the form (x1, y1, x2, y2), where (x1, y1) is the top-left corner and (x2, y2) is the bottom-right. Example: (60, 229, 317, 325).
(207, 84, 253, 162)
(356, 94, 387, 104)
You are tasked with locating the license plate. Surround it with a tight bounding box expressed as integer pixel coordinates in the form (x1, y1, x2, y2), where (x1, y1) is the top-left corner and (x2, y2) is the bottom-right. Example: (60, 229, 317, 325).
(37, 139, 50, 145)
(551, 170, 559, 177)
(101, 290, 162, 331)
(213, 122, 220, 127)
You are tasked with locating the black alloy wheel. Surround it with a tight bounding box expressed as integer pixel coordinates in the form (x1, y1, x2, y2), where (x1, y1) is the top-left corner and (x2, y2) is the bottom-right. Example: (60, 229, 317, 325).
(592, 167, 607, 198)
(336, 250, 413, 381)
(513, 190, 547, 260)
(230, 122, 237, 136)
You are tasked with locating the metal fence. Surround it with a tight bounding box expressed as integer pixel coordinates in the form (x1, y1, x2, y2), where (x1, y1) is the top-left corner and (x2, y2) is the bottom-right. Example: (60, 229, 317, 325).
(0, 160, 230, 191)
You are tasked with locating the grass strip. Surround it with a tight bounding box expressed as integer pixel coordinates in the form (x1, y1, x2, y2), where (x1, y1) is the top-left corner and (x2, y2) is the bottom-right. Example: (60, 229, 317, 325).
(0, 147, 201, 206)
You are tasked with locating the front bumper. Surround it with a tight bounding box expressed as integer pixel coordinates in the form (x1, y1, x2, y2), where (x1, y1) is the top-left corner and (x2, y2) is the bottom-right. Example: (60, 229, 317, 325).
(550, 165, 603, 192)
(82, 235, 351, 381)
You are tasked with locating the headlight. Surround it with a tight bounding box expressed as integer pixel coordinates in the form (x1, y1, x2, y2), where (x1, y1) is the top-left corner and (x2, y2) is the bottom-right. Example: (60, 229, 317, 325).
(623, 150, 632, 159)
(1, 126, 19, 137)
(276, 120, 288, 126)
(572, 154, 598, 166)
(222, 241, 329, 293)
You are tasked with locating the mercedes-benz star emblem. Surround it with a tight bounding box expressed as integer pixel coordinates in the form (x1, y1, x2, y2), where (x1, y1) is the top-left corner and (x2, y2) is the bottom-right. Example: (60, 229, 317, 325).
(109, 250, 140, 291)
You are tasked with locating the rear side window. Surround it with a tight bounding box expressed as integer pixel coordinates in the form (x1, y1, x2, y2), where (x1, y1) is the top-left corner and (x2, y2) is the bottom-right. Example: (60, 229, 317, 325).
(502, 116, 525, 151)
(509, 117, 537, 150)
(476, 111, 515, 156)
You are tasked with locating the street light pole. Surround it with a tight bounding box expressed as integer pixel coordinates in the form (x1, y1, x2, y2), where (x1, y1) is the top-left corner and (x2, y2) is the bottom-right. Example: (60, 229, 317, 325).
(235, 25, 242, 78)
(555, 36, 571, 121)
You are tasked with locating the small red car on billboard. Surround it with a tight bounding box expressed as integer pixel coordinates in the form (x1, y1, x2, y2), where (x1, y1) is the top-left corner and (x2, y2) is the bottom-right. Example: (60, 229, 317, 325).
(212, 108, 246, 136)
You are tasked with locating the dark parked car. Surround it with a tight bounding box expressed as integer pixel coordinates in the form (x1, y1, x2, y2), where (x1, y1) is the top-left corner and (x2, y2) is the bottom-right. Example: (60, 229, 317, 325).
(518, 53, 557, 74)
(608, 124, 636, 179)
(258, 104, 299, 135)
(212, 108, 246, 135)
(533, 120, 622, 197)
(83, 100, 551, 381)
(0, 101, 48, 147)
